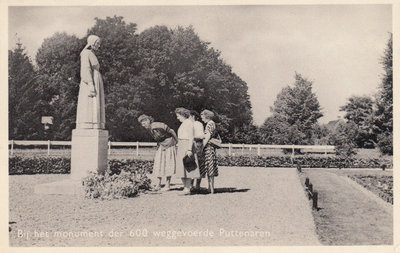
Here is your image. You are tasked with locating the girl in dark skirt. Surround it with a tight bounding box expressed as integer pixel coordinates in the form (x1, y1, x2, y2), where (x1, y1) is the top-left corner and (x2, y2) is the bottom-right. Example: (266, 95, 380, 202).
(200, 109, 219, 194)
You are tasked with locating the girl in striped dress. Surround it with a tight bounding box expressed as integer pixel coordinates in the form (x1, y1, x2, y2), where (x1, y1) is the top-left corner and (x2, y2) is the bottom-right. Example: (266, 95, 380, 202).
(200, 110, 219, 194)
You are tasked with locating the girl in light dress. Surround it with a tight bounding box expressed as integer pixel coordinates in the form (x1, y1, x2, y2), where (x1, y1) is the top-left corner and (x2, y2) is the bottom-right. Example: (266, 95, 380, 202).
(138, 114, 178, 191)
(174, 108, 201, 195)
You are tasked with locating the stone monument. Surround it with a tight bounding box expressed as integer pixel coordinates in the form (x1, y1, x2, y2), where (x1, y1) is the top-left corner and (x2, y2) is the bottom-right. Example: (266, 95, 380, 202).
(35, 35, 108, 195)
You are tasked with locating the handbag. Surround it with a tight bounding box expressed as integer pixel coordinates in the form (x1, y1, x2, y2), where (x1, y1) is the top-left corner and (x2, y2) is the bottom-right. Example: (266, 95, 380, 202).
(209, 134, 222, 149)
(183, 154, 197, 172)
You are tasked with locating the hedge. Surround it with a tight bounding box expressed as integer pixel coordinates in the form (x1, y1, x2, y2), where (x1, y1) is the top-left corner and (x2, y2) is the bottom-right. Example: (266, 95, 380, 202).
(217, 156, 393, 169)
(9, 155, 392, 175)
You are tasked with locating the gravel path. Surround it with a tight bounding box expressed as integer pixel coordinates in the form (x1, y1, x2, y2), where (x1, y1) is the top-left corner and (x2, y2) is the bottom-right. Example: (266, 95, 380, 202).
(9, 167, 320, 246)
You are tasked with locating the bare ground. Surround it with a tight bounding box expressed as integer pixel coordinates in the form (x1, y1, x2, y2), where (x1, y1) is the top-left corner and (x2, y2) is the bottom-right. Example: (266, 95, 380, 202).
(9, 167, 320, 246)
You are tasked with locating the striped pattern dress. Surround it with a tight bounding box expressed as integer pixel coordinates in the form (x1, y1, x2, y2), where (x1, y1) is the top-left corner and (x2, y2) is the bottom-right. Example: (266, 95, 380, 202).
(200, 120, 219, 178)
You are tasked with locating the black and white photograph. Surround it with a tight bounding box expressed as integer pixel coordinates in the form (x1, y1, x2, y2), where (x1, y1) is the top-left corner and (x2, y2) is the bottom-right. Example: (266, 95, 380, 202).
(3, 1, 398, 250)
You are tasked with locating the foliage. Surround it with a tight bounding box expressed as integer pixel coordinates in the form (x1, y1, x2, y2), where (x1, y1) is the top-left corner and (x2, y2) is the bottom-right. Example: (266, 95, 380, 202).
(27, 16, 253, 142)
(9, 42, 44, 140)
(348, 174, 393, 204)
(217, 155, 392, 169)
(311, 124, 331, 145)
(376, 132, 393, 155)
(8, 156, 153, 175)
(108, 159, 153, 174)
(86, 16, 142, 141)
(8, 154, 392, 176)
(8, 156, 70, 175)
(373, 34, 393, 154)
(260, 73, 323, 144)
(35, 32, 85, 140)
(339, 95, 376, 148)
(329, 121, 358, 160)
(82, 168, 151, 200)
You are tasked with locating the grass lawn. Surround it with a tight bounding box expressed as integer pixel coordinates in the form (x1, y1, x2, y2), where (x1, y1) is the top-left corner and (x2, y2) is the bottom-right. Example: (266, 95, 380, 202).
(298, 169, 393, 245)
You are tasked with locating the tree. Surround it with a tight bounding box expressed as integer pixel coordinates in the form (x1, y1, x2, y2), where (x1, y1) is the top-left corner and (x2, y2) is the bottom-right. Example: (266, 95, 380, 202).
(374, 34, 392, 155)
(260, 73, 323, 144)
(35, 32, 85, 140)
(31, 16, 254, 142)
(9, 41, 44, 140)
(86, 16, 142, 141)
(329, 121, 358, 160)
(339, 95, 376, 148)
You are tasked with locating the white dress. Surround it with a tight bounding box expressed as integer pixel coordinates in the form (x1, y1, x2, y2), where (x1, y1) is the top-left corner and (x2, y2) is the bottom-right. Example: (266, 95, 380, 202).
(76, 49, 106, 129)
(175, 118, 200, 179)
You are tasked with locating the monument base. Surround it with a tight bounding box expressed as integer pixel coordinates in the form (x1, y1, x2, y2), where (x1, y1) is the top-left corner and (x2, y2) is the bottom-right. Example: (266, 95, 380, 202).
(34, 128, 109, 195)
(71, 128, 109, 181)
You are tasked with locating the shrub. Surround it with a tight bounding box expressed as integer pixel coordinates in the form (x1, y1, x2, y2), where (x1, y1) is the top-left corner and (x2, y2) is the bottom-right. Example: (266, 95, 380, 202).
(216, 155, 392, 169)
(8, 156, 70, 175)
(8, 155, 392, 176)
(82, 168, 151, 200)
(377, 132, 393, 155)
(8, 156, 153, 175)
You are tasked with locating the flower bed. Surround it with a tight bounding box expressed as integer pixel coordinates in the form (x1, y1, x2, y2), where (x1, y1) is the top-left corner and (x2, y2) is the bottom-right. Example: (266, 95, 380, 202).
(347, 175, 393, 204)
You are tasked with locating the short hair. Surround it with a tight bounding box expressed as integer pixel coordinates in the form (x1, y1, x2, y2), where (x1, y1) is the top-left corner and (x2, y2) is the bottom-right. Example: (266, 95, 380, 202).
(175, 107, 190, 118)
(137, 114, 153, 123)
(190, 110, 201, 121)
(201, 109, 215, 120)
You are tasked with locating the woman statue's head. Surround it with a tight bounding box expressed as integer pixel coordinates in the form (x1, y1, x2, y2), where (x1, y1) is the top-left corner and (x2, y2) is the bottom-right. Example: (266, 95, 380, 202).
(200, 109, 215, 123)
(86, 35, 101, 51)
(175, 108, 190, 122)
(138, 114, 153, 129)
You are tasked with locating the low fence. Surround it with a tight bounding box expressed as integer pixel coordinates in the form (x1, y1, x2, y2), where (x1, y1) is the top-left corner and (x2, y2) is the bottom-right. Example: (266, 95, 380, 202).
(8, 140, 335, 159)
(304, 177, 319, 209)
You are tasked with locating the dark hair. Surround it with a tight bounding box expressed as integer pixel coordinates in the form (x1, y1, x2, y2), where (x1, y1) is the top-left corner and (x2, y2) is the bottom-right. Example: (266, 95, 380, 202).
(175, 107, 190, 118)
(190, 110, 201, 121)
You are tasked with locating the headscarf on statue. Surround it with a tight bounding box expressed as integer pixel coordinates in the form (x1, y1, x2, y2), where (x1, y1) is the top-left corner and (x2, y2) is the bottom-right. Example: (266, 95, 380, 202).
(81, 35, 100, 55)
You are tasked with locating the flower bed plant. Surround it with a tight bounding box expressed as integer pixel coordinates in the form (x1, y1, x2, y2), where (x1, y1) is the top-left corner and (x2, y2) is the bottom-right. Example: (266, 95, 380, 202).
(347, 174, 393, 204)
(82, 167, 151, 200)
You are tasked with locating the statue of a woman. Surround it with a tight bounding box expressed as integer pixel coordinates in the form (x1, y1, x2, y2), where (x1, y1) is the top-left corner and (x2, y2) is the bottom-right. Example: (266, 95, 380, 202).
(76, 35, 106, 129)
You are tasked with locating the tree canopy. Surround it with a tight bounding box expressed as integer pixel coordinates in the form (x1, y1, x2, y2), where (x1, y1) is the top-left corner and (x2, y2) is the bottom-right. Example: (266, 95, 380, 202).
(339, 95, 375, 148)
(260, 73, 323, 144)
(374, 33, 393, 154)
(9, 42, 44, 140)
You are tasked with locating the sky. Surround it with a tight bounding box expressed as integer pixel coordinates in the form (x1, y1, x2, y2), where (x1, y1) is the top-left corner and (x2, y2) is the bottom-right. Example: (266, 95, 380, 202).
(8, 5, 392, 126)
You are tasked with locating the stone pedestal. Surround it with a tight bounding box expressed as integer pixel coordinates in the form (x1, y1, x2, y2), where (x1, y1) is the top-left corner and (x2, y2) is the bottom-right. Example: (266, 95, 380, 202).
(34, 129, 108, 195)
(71, 129, 109, 180)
